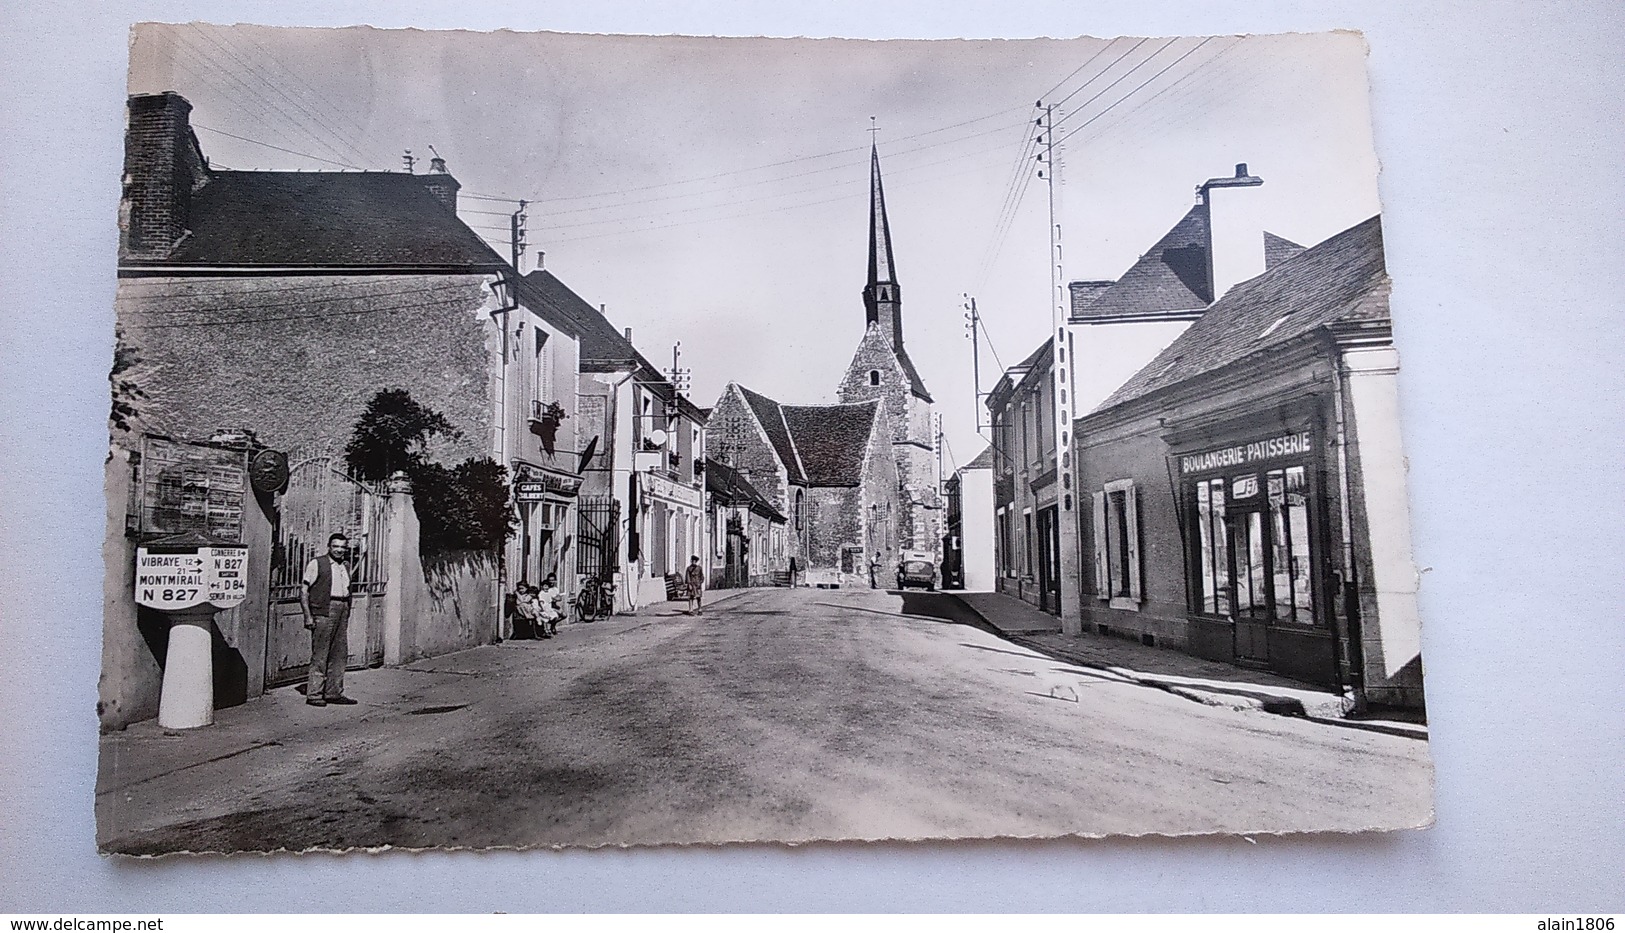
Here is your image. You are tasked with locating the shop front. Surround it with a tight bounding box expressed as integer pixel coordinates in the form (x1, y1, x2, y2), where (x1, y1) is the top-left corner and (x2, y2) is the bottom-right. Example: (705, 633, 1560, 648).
(1168, 417, 1342, 688)
(513, 463, 582, 593)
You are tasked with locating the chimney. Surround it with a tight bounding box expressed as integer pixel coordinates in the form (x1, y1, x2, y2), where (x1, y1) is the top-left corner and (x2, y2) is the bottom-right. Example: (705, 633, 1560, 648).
(1199, 162, 1266, 301)
(122, 91, 209, 258)
(536, 250, 545, 271)
(420, 166, 460, 213)
(623, 326, 633, 342)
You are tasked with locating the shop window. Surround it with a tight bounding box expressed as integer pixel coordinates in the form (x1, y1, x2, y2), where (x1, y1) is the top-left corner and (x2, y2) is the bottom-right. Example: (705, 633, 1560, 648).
(1092, 480, 1142, 608)
(1187, 464, 1315, 624)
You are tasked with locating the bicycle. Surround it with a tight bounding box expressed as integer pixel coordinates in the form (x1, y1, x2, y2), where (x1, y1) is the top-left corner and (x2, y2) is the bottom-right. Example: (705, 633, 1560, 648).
(574, 575, 617, 623)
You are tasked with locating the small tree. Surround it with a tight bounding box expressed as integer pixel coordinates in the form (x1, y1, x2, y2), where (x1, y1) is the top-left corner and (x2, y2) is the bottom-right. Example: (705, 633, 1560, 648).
(343, 389, 515, 557)
(344, 388, 458, 482)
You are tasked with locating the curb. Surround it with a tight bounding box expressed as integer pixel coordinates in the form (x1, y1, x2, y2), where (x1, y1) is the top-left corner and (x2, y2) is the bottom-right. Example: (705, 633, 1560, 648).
(946, 593, 1352, 721)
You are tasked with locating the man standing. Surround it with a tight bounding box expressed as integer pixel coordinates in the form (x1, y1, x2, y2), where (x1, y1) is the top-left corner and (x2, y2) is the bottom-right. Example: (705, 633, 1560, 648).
(300, 533, 357, 707)
(685, 554, 706, 615)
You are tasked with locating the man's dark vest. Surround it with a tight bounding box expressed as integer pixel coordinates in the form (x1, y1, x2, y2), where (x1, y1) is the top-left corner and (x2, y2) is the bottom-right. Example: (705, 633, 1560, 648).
(307, 555, 348, 616)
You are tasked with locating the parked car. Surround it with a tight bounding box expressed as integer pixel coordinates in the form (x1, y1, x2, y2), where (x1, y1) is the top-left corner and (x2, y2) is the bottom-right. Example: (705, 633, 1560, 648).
(895, 551, 937, 591)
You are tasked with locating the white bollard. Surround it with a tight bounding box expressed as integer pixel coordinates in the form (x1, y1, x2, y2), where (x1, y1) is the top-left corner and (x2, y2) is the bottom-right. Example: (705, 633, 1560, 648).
(157, 606, 216, 729)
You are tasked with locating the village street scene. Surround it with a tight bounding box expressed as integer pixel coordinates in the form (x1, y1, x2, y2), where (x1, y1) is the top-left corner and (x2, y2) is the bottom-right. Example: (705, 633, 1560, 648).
(98, 25, 1431, 852)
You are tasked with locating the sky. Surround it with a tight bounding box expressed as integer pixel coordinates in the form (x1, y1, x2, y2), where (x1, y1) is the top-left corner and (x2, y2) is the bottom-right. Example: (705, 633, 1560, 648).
(127, 24, 1382, 477)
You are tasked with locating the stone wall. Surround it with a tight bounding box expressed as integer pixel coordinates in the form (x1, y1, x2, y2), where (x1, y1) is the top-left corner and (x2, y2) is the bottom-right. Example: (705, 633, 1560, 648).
(115, 273, 495, 463)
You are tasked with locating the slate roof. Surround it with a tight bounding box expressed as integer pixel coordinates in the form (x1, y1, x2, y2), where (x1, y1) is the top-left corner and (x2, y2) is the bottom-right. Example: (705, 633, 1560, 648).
(1093, 215, 1387, 413)
(521, 271, 638, 367)
(1265, 231, 1307, 269)
(961, 446, 995, 471)
(782, 401, 881, 487)
(894, 346, 933, 402)
(1070, 204, 1213, 323)
(706, 460, 786, 522)
(146, 171, 506, 270)
(737, 386, 807, 485)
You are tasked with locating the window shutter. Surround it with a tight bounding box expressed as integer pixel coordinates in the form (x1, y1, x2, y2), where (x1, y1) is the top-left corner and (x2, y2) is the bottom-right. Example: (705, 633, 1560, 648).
(1125, 483, 1143, 601)
(1092, 490, 1108, 600)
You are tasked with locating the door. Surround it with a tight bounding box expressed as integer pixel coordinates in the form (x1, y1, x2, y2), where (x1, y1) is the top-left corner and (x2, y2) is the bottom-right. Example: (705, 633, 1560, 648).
(724, 514, 746, 588)
(1037, 506, 1061, 615)
(1225, 474, 1272, 664)
(266, 453, 389, 687)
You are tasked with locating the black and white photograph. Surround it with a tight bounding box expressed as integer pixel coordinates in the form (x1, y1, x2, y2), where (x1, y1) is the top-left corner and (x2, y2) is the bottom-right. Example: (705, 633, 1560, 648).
(93, 22, 1434, 854)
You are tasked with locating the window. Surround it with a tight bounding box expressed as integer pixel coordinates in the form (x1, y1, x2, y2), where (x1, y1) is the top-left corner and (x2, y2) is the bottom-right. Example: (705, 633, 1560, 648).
(534, 328, 552, 405)
(1187, 464, 1316, 624)
(1092, 480, 1142, 608)
(869, 370, 881, 386)
(794, 488, 805, 531)
(1022, 508, 1034, 577)
(995, 508, 1010, 576)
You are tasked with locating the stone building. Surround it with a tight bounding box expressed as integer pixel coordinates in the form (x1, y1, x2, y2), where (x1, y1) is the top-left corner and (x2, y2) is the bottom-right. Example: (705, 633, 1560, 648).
(102, 91, 582, 729)
(835, 145, 942, 556)
(706, 384, 899, 588)
(1074, 215, 1424, 710)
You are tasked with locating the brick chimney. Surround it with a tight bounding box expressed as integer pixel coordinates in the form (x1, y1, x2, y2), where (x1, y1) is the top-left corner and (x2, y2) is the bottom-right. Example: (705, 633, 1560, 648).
(122, 92, 209, 258)
(421, 156, 459, 212)
(1199, 163, 1266, 301)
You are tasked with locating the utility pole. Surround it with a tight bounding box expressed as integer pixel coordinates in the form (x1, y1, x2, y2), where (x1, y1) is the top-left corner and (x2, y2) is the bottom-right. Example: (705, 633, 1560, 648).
(1038, 100, 1082, 634)
(510, 200, 528, 274)
(934, 413, 945, 494)
(964, 294, 985, 431)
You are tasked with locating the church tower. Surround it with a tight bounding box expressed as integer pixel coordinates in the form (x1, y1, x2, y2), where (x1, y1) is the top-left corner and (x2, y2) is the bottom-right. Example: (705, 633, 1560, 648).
(838, 141, 942, 557)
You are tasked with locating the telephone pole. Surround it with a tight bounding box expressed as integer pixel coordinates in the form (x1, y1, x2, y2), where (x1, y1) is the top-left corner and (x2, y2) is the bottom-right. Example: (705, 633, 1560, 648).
(1039, 100, 1082, 634)
(964, 294, 986, 431)
(510, 200, 528, 274)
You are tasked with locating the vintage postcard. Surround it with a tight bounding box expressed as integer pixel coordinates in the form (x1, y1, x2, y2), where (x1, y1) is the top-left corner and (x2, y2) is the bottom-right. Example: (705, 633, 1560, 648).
(97, 23, 1431, 854)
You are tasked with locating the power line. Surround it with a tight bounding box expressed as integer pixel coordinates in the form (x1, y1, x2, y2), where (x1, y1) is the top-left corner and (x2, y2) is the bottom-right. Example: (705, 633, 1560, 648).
(237, 28, 395, 168)
(459, 103, 1032, 206)
(1053, 37, 1215, 149)
(129, 285, 480, 328)
(168, 30, 365, 172)
(184, 24, 380, 170)
(121, 282, 475, 316)
(529, 135, 1020, 236)
(192, 123, 366, 170)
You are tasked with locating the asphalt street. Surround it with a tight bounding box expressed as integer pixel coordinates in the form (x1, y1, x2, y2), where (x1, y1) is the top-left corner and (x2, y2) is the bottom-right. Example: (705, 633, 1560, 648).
(97, 587, 1433, 852)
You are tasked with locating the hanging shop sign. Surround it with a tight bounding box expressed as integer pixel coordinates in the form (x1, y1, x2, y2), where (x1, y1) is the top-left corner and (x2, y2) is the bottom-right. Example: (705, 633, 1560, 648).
(1178, 431, 1314, 475)
(515, 469, 582, 502)
(134, 545, 250, 610)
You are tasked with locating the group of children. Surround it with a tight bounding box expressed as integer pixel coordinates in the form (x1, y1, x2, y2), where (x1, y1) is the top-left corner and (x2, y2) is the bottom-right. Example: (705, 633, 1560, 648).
(511, 575, 565, 639)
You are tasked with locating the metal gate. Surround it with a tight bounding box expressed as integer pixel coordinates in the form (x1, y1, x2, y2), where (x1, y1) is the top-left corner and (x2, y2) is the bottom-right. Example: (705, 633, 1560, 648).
(265, 451, 391, 687)
(576, 495, 620, 581)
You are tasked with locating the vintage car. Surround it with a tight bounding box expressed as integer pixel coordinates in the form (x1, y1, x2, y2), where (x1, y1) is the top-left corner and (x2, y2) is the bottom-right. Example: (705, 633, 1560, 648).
(895, 551, 937, 591)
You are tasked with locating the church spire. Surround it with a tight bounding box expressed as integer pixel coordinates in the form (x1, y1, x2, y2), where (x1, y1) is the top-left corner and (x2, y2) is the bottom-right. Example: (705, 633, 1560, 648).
(863, 141, 904, 351)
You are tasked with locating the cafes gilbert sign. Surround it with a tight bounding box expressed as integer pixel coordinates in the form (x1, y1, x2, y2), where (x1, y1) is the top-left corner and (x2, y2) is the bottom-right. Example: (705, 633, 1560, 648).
(1178, 431, 1314, 475)
(514, 469, 582, 502)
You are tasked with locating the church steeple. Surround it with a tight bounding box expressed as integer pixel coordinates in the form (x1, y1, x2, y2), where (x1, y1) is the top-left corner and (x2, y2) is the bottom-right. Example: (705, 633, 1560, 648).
(863, 142, 904, 351)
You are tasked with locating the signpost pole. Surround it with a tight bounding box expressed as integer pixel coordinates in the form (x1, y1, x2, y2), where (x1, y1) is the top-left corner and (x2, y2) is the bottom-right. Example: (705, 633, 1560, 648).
(157, 605, 217, 729)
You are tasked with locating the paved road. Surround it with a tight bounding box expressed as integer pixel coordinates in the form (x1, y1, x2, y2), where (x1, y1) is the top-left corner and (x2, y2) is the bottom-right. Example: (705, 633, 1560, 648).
(98, 587, 1432, 852)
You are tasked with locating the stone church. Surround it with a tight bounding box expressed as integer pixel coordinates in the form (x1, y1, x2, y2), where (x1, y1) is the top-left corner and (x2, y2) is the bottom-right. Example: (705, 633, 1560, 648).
(707, 143, 940, 587)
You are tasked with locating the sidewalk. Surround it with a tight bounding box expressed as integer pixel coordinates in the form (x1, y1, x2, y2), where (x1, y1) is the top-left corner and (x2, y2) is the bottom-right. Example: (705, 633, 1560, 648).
(97, 587, 756, 800)
(949, 590, 1421, 732)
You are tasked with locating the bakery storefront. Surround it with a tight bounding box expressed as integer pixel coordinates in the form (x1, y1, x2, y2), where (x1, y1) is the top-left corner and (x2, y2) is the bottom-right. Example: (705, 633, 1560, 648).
(1169, 418, 1341, 688)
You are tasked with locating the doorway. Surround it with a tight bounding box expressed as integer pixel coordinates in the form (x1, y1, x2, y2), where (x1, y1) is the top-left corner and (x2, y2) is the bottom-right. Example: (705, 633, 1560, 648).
(1037, 505, 1061, 615)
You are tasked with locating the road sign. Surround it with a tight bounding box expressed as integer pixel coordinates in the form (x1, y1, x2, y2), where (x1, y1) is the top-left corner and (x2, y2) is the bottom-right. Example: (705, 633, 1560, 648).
(135, 545, 251, 610)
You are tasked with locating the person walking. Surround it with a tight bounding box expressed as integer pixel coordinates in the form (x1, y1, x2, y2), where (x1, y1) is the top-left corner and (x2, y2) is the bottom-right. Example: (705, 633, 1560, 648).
(685, 555, 706, 615)
(299, 533, 357, 707)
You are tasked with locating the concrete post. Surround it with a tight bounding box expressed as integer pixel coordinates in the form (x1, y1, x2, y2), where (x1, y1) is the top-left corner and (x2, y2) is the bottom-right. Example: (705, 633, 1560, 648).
(157, 605, 217, 729)
(381, 470, 413, 666)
